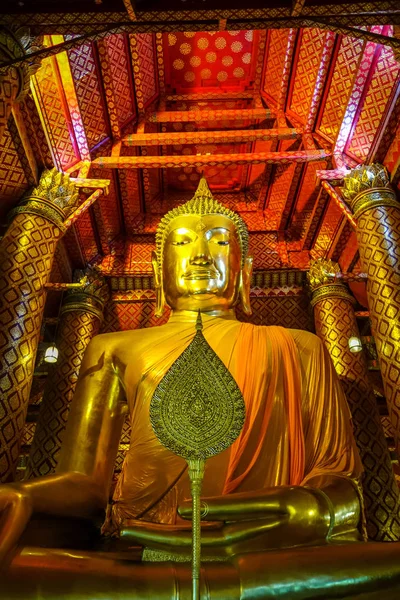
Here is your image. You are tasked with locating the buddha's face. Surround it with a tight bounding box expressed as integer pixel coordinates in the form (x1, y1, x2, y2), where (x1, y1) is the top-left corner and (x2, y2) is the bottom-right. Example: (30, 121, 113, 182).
(161, 214, 242, 312)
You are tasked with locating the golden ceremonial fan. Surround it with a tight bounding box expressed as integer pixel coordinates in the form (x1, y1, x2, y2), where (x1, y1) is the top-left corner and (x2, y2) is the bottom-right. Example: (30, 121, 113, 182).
(150, 312, 246, 600)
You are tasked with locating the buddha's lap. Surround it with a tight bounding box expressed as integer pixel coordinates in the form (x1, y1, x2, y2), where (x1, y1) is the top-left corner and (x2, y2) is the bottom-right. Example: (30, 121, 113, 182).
(2, 542, 400, 600)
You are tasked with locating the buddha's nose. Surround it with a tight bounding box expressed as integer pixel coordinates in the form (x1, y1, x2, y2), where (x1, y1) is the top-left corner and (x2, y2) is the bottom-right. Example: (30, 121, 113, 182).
(191, 238, 212, 265)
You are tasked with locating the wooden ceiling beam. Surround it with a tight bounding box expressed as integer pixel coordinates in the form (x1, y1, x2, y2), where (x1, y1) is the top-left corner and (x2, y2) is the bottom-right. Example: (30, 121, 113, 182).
(2, 13, 399, 70)
(2, 3, 399, 29)
(122, 128, 301, 147)
(291, 0, 306, 17)
(93, 149, 331, 169)
(148, 108, 274, 124)
(122, 0, 137, 21)
(165, 92, 255, 102)
(321, 181, 357, 228)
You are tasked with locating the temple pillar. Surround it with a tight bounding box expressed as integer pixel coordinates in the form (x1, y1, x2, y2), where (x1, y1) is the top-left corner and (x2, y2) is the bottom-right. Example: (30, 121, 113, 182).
(342, 164, 400, 457)
(26, 269, 109, 478)
(308, 258, 400, 541)
(0, 169, 78, 482)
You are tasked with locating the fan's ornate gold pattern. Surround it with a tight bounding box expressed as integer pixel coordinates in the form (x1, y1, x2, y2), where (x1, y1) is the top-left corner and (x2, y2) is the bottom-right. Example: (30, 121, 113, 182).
(150, 313, 245, 461)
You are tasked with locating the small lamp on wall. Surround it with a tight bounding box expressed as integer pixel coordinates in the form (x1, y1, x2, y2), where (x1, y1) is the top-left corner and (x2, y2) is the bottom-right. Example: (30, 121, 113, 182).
(348, 336, 363, 353)
(44, 343, 59, 364)
(43, 291, 63, 365)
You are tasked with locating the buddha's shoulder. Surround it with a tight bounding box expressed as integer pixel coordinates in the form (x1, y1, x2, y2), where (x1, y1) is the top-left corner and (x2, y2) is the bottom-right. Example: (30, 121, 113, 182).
(87, 323, 169, 352)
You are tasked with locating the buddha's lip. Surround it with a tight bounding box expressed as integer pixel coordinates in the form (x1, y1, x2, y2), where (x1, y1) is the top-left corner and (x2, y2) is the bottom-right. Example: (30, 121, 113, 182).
(183, 269, 219, 280)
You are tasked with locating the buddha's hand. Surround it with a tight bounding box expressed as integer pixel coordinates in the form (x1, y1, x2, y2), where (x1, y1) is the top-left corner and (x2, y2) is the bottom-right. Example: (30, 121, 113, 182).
(121, 477, 360, 557)
(179, 486, 332, 553)
(0, 484, 32, 568)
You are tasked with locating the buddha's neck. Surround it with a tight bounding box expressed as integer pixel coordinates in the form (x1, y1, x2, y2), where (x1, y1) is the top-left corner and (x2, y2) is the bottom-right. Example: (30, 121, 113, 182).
(168, 308, 238, 323)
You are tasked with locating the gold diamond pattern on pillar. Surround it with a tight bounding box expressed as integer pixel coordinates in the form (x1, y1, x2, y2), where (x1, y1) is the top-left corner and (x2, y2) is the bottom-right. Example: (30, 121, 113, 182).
(309, 260, 400, 541)
(26, 269, 109, 478)
(342, 164, 400, 458)
(0, 169, 78, 482)
(0, 214, 61, 482)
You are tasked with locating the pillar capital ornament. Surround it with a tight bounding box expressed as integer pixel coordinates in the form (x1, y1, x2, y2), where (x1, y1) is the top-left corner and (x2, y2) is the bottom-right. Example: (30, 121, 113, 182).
(341, 164, 398, 219)
(9, 168, 79, 230)
(61, 267, 110, 321)
(307, 258, 355, 307)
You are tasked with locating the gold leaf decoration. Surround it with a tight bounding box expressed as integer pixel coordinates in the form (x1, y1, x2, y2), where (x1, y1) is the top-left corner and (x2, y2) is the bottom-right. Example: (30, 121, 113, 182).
(173, 59, 185, 70)
(180, 43, 192, 55)
(234, 67, 245, 78)
(190, 55, 201, 67)
(197, 37, 209, 50)
(215, 37, 227, 49)
(231, 41, 243, 53)
(222, 55, 233, 66)
(168, 33, 177, 46)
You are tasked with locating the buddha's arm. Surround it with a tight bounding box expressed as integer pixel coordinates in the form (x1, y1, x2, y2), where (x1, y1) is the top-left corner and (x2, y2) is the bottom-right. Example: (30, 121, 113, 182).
(180, 474, 360, 534)
(123, 475, 360, 555)
(0, 334, 127, 565)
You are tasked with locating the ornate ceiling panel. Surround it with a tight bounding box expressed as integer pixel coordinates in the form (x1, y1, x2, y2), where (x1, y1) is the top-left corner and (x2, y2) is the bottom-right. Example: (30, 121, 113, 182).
(165, 31, 256, 92)
(67, 41, 109, 151)
(347, 41, 400, 161)
(288, 28, 327, 124)
(317, 35, 365, 143)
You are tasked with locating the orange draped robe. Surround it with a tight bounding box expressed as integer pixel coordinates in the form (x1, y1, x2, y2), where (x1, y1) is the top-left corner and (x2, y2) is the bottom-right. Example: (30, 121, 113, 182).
(108, 311, 362, 531)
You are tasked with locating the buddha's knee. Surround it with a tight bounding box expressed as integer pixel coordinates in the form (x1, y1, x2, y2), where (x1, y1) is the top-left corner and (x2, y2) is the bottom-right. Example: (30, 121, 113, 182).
(236, 544, 400, 600)
(2, 547, 240, 600)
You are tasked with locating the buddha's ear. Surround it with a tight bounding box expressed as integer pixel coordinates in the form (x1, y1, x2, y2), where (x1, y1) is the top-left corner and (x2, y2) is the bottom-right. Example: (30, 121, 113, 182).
(151, 250, 165, 317)
(239, 255, 253, 316)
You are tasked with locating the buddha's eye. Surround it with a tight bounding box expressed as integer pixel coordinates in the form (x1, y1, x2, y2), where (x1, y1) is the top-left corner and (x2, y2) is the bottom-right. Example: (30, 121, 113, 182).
(217, 240, 229, 246)
(172, 239, 191, 246)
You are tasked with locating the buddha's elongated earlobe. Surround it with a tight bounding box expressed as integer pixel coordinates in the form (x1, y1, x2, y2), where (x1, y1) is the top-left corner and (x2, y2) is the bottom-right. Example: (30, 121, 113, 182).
(151, 251, 165, 317)
(239, 256, 253, 315)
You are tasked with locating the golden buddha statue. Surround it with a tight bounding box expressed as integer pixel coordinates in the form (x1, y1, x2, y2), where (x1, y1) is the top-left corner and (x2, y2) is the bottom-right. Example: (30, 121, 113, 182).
(1, 178, 400, 599)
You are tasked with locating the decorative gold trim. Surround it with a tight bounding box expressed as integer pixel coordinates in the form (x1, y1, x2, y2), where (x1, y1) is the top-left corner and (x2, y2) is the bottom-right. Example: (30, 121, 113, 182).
(310, 283, 355, 308)
(142, 547, 229, 562)
(60, 292, 105, 321)
(8, 198, 67, 231)
(352, 188, 399, 219)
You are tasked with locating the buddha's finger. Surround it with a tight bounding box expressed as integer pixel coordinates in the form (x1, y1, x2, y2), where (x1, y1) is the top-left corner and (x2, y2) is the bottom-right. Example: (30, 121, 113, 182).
(178, 490, 285, 521)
